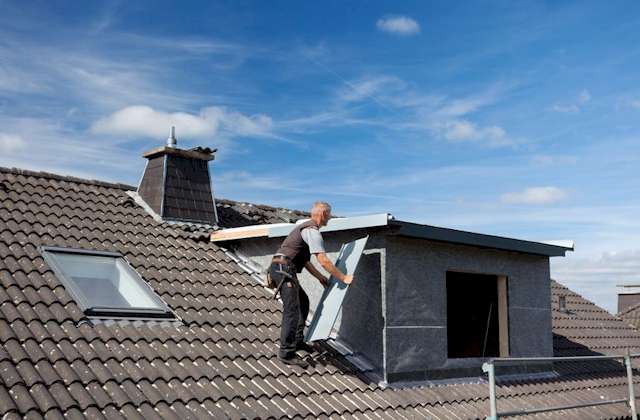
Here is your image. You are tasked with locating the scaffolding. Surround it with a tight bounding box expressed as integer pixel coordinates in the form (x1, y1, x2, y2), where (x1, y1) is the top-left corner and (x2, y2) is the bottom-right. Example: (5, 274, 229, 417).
(482, 351, 640, 419)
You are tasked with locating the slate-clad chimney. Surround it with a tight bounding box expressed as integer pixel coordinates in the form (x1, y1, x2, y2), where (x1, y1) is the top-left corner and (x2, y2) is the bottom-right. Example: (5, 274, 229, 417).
(138, 127, 218, 225)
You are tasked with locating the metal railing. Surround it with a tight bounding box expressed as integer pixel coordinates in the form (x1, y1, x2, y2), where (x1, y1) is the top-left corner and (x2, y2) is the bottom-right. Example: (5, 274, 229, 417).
(482, 350, 640, 419)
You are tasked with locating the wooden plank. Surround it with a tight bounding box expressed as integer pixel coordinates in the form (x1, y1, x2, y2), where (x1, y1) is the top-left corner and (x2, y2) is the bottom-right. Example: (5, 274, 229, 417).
(210, 227, 271, 242)
(497, 275, 509, 357)
(305, 236, 369, 342)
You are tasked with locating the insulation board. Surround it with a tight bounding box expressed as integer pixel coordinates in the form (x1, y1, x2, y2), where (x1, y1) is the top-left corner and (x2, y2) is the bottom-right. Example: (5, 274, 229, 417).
(305, 236, 369, 342)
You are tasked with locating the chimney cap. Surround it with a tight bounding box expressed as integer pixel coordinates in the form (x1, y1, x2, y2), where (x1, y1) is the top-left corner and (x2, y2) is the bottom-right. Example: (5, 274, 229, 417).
(167, 126, 177, 148)
(142, 146, 215, 161)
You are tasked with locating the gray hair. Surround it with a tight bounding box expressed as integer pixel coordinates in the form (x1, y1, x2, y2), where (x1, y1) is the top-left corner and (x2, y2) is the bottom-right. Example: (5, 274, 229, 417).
(311, 201, 331, 216)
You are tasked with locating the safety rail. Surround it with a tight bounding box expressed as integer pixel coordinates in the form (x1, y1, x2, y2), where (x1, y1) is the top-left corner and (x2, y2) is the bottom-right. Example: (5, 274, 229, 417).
(482, 350, 640, 419)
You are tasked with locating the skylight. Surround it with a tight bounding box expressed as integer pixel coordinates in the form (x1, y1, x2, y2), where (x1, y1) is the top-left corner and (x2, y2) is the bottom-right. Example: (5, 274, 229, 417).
(41, 247, 174, 319)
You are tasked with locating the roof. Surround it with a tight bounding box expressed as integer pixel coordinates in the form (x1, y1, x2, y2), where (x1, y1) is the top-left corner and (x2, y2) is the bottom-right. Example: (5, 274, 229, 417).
(211, 213, 574, 257)
(215, 198, 309, 228)
(0, 165, 637, 419)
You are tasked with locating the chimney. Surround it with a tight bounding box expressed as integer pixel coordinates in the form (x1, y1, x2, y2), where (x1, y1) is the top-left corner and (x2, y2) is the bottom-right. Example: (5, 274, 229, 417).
(558, 295, 567, 313)
(138, 127, 218, 225)
(617, 285, 640, 314)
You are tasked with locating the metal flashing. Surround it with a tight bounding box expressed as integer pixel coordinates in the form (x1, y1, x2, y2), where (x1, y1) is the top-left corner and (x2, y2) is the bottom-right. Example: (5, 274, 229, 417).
(209, 211, 572, 257)
(390, 220, 573, 257)
(160, 154, 167, 218)
(127, 191, 163, 222)
(268, 213, 391, 237)
(208, 165, 220, 226)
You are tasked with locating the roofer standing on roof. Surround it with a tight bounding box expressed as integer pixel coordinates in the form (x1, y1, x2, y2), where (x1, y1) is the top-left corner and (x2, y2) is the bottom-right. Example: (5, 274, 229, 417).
(269, 201, 353, 368)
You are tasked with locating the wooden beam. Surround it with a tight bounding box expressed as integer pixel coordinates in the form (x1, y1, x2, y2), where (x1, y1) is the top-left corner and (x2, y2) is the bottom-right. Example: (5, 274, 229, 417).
(210, 226, 270, 242)
(497, 275, 509, 357)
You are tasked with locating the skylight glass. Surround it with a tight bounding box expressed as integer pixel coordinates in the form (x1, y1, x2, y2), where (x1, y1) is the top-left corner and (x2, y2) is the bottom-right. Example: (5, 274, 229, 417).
(41, 247, 174, 319)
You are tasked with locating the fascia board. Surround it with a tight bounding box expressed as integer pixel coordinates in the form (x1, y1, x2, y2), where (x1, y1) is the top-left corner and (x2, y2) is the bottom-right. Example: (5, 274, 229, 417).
(390, 220, 573, 257)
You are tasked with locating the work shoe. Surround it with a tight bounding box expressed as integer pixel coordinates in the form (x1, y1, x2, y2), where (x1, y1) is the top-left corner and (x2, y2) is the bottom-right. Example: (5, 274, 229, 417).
(278, 354, 309, 369)
(296, 342, 315, 354)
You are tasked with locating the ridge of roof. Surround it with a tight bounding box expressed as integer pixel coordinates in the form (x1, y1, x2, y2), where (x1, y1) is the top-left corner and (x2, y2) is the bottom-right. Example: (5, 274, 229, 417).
(0, 165, 310, 221)
(216, 197, 309, 216)
(0, 165, 137, 191)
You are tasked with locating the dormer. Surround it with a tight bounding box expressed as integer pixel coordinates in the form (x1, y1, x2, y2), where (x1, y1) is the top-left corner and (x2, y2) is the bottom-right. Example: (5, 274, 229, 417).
(211, 214, 573, 383)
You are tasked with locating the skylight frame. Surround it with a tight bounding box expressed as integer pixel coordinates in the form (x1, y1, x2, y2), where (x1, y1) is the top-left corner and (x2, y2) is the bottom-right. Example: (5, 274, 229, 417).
(41, 246, 175, 319)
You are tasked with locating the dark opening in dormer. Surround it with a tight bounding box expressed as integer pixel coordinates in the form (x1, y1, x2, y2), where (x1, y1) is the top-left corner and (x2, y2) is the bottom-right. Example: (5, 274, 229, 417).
(138, 127, 218, 225)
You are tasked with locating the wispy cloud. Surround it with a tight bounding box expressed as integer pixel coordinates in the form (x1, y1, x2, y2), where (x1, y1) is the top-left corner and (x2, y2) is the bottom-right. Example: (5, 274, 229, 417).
(0, 133, 25, 153)
(338, 75, 405, 103)
(301, 74, 519, 148)
(501, 186, 568, 205)
(531, 154, 579, 166)
(0, 117, 141, 182)
(552, 89, 591, 113)
(376, 16, 421, 36)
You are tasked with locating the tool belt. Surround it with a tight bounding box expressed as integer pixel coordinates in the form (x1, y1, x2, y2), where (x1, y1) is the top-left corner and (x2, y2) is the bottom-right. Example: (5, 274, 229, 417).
(267, 255, 295, 299)
(271, 255, 292, 265)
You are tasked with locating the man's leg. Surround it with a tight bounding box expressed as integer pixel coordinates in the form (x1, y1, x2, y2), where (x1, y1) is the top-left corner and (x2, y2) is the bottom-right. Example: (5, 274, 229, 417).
(278, 272, 300, 359)
(295, 286, 309, 344)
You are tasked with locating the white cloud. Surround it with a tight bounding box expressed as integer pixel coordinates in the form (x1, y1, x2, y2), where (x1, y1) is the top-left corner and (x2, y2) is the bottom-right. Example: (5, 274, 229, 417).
(0, 133, 26, 153)
(91, 105, 274, 140)
(443, 120, 476, 141)
(438, 119, 512, 147)
(376, 16, 420, 36)
(501, 186, 568, 205)
(553, 249, 640, 314)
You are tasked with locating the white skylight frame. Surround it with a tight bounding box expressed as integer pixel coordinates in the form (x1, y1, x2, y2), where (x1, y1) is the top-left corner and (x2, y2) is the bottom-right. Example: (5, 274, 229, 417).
(41, 246, 175, 319)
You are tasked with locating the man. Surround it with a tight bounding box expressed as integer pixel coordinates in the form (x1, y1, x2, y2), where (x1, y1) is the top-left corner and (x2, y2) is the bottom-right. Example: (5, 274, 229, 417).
(269, 201, 353, 368)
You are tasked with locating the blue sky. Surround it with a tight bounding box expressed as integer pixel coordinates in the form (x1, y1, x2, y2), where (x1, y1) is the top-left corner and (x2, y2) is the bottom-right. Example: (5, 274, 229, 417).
(2, 1, 640, 313)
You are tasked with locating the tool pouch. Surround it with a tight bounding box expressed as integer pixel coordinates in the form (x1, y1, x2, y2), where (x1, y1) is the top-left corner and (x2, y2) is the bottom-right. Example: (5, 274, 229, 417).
(266, 271, 277, 289)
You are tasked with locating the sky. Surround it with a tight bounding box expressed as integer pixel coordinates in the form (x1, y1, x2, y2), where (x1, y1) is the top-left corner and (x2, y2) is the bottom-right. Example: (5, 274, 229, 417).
(1, 1, 640, 313)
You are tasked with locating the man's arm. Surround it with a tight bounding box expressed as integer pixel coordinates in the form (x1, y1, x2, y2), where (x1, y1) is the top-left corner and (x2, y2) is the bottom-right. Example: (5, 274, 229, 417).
(301, 227, 354, 284)
(316, 252, 353, 284)
(304, 261, 328, 287)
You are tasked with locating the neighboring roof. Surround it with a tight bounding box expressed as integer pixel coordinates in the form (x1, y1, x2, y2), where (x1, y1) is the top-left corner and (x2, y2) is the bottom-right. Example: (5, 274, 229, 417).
(211, 213, 574, 257)
(215, 198, 309, 228)
(0, 165, 636, 419)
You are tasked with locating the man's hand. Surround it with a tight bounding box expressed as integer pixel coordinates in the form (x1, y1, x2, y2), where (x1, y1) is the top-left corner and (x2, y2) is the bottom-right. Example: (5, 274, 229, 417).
(342, 274, 354, 284)
(305, 261, 330, 288)
(316, 252, 352, 283)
